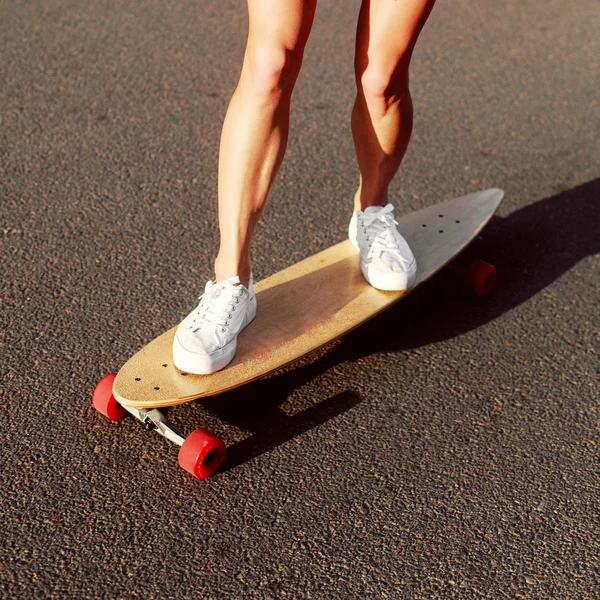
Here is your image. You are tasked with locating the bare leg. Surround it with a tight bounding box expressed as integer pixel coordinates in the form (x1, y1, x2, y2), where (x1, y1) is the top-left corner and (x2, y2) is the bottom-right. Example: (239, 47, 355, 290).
(214, 0, 317, 286)
(352, 0, 436, 211)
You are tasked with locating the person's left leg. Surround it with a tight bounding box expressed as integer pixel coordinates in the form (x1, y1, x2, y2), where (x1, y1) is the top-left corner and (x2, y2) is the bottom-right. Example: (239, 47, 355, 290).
(348, 0, 435, 292)
(352, 0, 436, 211)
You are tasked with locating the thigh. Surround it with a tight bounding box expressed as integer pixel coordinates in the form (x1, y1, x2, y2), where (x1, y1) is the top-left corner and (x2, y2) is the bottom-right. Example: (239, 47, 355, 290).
(247, 0, 317, 53)
(355, 0, 436, 80)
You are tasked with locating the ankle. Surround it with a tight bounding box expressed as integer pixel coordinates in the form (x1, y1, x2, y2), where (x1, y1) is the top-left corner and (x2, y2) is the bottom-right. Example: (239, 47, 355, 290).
(353, 187, 389, 212)
(214, 255, 252, 288)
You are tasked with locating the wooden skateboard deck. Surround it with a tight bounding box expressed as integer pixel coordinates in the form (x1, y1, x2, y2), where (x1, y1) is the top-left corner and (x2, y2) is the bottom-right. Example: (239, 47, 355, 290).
(112, 188, 503, 409)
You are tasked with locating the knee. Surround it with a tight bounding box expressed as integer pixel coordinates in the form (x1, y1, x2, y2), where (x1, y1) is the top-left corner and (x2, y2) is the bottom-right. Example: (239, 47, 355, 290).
(242, 45, 303, 99)
(356, 52, 411, 108)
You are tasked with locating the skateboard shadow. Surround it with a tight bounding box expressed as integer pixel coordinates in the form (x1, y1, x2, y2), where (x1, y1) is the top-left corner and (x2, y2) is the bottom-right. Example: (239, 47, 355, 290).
(202, 178, 599, 470)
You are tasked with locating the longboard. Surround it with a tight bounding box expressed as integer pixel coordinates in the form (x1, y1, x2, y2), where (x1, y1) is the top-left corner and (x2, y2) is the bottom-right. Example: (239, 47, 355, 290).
(93, 188, 504, 478)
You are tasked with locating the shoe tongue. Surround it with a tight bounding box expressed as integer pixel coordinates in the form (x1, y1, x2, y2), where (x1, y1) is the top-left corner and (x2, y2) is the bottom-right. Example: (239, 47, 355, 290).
(215, 276, 242, 297)
(364, 205, 384, 215)
(203, 276, 241, 299)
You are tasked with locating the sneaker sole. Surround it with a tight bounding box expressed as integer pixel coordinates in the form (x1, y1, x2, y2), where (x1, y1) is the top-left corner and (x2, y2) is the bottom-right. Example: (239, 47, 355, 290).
(360, 259, 417, 292)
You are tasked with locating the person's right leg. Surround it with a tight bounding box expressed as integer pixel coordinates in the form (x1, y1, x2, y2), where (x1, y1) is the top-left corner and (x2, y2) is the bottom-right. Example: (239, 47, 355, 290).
(214, 0, 317, 287)
(174, 0, 316, 374)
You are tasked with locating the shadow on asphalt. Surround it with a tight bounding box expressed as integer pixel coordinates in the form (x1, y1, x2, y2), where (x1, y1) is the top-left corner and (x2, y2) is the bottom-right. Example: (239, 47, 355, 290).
(215, 390, 362, 474)
(201, 178, 599, 469)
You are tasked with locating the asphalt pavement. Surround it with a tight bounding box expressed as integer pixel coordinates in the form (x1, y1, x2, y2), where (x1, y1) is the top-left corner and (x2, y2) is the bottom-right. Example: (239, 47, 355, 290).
(2, 0, 599, 598)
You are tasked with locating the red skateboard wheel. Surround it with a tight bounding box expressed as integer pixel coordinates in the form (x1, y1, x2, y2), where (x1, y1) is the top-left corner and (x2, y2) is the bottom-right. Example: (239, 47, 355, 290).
(178, 429, 226, 479)
(464, 259, 497, 296)
(92, 373, 128, 421)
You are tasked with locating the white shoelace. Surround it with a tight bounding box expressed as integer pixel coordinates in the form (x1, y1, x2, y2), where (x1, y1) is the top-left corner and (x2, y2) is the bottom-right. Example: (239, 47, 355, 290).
(191, 277, 243, 332)
(361, 205, 411, 266)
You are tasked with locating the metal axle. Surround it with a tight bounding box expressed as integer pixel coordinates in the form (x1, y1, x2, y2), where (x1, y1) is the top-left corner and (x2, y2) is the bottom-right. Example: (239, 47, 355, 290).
(122, 405, 186, 446)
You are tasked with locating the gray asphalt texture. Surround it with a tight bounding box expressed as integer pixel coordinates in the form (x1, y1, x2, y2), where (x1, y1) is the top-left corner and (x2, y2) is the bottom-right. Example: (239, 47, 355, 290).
(2, 0, 599, 598)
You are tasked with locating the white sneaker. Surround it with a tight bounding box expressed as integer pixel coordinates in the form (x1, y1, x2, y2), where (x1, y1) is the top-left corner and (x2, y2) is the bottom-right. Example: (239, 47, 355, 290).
(349, 203, 417, 291)
(173, 275, 257, 374)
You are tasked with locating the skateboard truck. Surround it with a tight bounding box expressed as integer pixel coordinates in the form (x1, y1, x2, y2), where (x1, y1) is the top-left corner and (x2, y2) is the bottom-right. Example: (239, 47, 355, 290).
(92, 373, 226, 479)
(129, 406, 187, 446)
